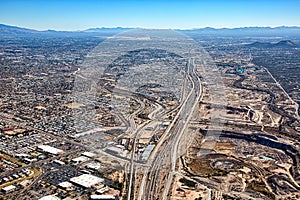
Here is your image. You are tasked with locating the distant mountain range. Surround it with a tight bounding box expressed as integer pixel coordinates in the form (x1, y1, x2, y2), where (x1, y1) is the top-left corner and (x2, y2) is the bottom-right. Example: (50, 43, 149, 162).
(246, 40, 298, 48)
(84, 27, 132, 32)
(1, 23, 300, 37)
(0, 24, 131, 36)
(0, 24, 135, 35)
(0, 24, 39, 34)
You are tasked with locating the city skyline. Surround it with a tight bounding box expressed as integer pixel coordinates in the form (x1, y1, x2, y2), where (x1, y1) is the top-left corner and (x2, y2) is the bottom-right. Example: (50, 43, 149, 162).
(1, 0, 300, 31)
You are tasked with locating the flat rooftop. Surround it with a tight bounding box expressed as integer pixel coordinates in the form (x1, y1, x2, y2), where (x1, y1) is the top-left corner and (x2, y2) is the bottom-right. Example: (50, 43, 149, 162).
(70, 174, 104, 188)
(37, 145, 64, 155)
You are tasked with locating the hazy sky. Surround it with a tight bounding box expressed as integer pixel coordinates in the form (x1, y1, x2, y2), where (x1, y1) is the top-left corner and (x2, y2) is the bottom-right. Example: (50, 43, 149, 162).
(1, 0, 299, 30)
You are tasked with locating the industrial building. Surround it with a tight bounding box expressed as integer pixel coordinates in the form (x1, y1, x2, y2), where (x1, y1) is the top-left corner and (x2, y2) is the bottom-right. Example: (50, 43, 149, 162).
(90, 194, 116, 200)
(82, 151, 97, 158)
(1, 185, 16, 193)
(86, 162, 101, 171)
(71, 156, 90, 164)
(70, 174, 104, 188)
(37, 145, 64, 155)
(58, 181, 73, 190)
(140, 144, 155, 161)
(38, 195, 61, 200)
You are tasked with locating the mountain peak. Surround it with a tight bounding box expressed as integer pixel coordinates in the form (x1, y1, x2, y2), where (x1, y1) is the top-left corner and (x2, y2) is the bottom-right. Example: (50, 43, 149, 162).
(275, 40, 296, 46)
(247, 40, 297, 48)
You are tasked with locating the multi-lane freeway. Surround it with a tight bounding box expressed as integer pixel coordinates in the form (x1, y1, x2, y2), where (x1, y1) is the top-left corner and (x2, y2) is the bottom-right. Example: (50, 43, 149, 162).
(135, 57, 202, 200)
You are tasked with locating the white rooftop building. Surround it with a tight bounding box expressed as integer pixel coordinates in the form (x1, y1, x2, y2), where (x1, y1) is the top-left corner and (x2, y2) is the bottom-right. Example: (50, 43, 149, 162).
(82, 151, 97, 158)
(70, 174, 104, 188)
(19, 179, 31, 187)
(39, 195, 60, 200)
(96, 186, 110, 194)
(71, 156, 90, 164)
(58, 181, 73, 190)
(37, 145, 64, 155)
(162, 121, 170, 126)
(86, 162, 101, 171)
(90, 194, 115, 200)
(1, 185, 16, 193)
(54, 160, 65, 166)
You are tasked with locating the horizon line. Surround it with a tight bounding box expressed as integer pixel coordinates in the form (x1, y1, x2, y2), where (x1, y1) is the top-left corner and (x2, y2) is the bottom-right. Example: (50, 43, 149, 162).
(1, 23, 300, 32)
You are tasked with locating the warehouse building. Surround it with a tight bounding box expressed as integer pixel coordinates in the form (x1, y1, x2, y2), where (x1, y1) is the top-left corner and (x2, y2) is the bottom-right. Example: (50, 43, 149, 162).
(37, 145, 64, 155)
(70, 174, 104, 188)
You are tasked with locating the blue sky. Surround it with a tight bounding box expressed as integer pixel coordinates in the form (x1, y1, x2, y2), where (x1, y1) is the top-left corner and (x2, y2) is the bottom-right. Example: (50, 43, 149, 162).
(0, 0, 299, 30)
